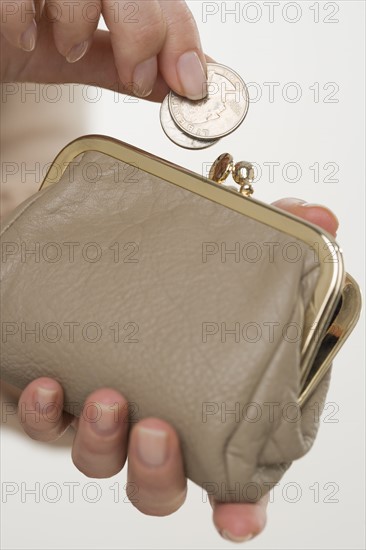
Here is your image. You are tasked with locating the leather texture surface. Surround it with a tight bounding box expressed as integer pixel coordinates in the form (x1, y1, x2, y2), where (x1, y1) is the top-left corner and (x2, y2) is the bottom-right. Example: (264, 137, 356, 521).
(0, 150, 331, 502)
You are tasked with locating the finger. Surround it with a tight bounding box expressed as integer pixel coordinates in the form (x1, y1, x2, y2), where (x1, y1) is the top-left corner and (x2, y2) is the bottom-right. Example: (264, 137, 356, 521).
(17, 377, 73, 441)
(3, 23, 170, 101)
(71, 388, 129, 478)
(45, 0, 101, 62)
(0, 0, 37, 51)
(158, 0, 208, 100)
(212, 493, 269, 543)
(127, 418, 187, 516)
(102, 0, 166, 97)
(5, 26, 213, 103)
(272, 197, 339, 237)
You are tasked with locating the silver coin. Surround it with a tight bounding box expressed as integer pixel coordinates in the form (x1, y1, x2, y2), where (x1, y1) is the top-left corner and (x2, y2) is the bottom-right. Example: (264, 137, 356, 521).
(160, 96, 218, 149)
(168, 63, 249, 140)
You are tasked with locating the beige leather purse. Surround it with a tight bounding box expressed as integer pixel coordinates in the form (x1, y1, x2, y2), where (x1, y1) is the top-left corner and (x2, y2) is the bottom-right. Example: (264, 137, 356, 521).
(0, 136, 361, 503)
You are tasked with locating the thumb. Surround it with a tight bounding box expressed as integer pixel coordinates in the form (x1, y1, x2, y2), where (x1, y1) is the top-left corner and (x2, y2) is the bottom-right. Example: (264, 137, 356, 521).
(272, 198, 339, 237)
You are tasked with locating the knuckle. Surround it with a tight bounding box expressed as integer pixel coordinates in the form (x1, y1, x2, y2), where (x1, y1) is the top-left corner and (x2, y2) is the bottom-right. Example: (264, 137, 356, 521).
(132, 18, 166, 52)
(166, 5, 196, 33)
(47, 0, 100, 25)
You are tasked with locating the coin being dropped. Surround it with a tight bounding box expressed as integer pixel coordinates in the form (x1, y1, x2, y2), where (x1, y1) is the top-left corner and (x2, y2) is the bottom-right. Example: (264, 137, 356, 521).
(160, 96, 218, 149)
(169, 63, 249, 140)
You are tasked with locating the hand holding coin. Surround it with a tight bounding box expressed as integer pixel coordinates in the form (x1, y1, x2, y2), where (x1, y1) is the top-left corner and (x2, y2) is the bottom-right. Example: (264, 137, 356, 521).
(160, 63, 249, 149)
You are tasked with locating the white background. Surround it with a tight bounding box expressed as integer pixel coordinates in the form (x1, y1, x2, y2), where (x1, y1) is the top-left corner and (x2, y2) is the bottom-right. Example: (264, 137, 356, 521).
(1, 1, 365, 549)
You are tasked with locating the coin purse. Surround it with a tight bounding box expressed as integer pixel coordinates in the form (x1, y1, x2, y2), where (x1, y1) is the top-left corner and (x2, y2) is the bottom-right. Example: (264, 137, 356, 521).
(0, 135, 361, 503)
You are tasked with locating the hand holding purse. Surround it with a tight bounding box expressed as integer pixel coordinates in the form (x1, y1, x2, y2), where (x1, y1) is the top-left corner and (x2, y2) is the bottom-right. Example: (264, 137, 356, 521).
(0, 135, 361, 502)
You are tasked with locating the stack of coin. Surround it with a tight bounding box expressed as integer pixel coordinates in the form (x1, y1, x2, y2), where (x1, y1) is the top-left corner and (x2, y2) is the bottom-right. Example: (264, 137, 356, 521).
(160, 63, 249, 149)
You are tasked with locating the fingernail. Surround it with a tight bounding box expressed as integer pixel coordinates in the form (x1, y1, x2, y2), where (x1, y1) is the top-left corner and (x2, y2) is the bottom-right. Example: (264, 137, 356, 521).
(32, 384, 59, 422)
(90, 405, 120, 435)
(177, 51, 207, 100)
(283, 198, 308, 205)
(221, 530, 254, 543)
(66, 40, 89, 63)
(136, 426, 168, 467)
(20, 19, 37, 52)
(133, 56, 157, 98)
(303, 202, 329, 209)
(34, 386, 58, 408)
